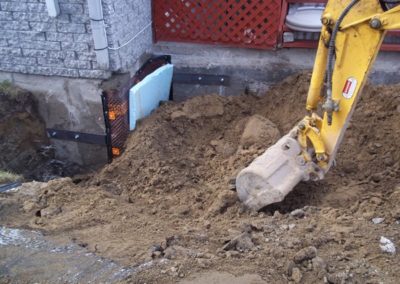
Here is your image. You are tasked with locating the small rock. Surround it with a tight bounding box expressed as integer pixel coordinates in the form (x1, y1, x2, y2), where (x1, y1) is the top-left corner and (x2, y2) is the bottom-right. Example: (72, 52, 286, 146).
(240, 115, 280, 149)
(312, 256, 327, 278)
(288, 224, 296, 230)
(273, 210, 282, 218)
(222, 232, 255, 252)
(371, 174, 382, 183)
(293, 246, 317, 264)
(240, 223, 253, 233)
(306, 224, 315, 232)
(249, 210, 258, 217)
(280, 224, 289, 230)
(291, 267, 302, 283)
(249, 220, 264, 231)
(166, 235, 181, 247)
(312, 256, 326, 270)
(226, 250, 240, 258)
(164, 245, 198, 259)
(370, 196, 382, 205)
(384, 156, 394, 166)
(40, 206, 61, 217)
(371, 217, 385, 224)
(193, 232, 209, 243)
(327, 272, 348, 284)
(178, 206, 191, 216)
(148, 244, 163, 258)
(290, 209, 305, 219)
(22, 201, 37, 212)
(169, 266, 179, 277)
(379, 236, 396, 254)
(286, 261, 296, 276)
(163, 247, 177, 259)
(307, 261, 313, 270)
(170, 110, 186, 119)
(196, 258, 211, 268)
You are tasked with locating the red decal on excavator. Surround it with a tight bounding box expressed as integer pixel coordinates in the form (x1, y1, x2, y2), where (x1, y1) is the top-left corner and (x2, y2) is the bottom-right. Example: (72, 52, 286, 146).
(342, 77, 357, 99)
(343, 81, 351, 94)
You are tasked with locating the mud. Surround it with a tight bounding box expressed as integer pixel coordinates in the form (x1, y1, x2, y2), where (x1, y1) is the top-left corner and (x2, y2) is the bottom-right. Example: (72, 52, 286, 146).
(1, 73, 399, 283)
(0, 226, 138, 283)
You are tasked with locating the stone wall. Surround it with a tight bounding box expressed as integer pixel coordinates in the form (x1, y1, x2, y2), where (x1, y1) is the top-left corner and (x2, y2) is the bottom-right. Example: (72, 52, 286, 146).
(102, 0, 153, 72)
(0, 0, 153, 79)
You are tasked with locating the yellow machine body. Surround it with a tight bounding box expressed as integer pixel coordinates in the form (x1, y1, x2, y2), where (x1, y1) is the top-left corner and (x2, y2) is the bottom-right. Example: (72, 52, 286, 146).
(236, 1, 400, 210)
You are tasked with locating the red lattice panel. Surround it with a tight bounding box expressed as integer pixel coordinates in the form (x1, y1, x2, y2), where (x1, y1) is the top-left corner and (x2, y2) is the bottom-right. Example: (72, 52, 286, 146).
(153, 0, 283, 49)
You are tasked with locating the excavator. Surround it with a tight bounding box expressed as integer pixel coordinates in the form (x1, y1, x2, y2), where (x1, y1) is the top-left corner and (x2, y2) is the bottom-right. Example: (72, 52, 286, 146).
(236, 0, 400, 210)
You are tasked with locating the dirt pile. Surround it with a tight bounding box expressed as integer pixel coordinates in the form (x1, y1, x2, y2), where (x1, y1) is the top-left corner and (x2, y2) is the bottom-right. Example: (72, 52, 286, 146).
(1, 73, 399, 283)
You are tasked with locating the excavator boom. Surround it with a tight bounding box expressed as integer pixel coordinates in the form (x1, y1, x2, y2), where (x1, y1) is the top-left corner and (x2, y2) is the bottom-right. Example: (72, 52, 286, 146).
(236, 0, 400, 210)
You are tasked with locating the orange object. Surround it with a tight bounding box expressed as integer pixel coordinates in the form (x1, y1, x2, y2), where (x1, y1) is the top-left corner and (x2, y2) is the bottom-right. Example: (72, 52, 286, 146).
(112, 147, 121, 156)
(108, 111, 116, 120)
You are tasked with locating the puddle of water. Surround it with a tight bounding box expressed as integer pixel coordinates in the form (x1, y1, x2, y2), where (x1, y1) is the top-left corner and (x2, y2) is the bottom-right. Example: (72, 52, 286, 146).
(0, 226, 163, 283)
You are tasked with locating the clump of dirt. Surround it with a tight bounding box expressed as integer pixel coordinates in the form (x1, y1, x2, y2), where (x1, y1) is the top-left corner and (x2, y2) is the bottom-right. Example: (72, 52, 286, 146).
(0, 82, 79, 182)
(1, 73, 399, 283)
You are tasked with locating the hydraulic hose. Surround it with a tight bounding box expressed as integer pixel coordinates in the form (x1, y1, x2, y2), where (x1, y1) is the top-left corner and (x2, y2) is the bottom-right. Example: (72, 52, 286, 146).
(325, 0, 360, 125)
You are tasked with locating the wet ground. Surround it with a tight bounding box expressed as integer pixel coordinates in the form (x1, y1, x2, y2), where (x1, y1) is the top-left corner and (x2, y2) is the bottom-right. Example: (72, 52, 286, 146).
(0, 226, 162, 283)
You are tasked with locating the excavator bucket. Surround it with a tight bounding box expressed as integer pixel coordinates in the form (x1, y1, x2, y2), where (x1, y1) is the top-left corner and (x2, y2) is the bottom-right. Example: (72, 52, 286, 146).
(236, 130, 311, 211)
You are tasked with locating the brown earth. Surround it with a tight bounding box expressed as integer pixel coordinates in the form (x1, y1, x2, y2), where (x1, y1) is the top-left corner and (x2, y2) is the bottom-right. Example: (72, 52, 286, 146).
(0, 83, 81, 182)
(1, 73, 399, 283)
(0, 83, 49, 180)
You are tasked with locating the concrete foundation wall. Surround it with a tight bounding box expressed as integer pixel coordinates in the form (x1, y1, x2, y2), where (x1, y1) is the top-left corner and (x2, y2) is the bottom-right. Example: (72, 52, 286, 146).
(154, 42, 400, 100)
(0, 71, 107, 167)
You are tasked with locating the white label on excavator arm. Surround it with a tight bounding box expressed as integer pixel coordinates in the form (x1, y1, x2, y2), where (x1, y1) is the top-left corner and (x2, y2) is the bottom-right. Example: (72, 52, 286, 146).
(342, 77, 357, 99)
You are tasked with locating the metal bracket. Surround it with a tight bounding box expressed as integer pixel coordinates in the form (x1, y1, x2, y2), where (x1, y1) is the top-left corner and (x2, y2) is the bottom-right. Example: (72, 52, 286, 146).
(173, 73, 230, 86)
(46, 129, 107, 145)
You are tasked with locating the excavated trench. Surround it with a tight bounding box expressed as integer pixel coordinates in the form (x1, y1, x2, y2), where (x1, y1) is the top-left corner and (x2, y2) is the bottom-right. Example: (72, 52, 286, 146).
(0, 83, 81, 183)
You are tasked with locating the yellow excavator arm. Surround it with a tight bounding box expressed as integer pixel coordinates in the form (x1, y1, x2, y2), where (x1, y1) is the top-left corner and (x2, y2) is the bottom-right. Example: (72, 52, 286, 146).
(236, 0, 400, 210)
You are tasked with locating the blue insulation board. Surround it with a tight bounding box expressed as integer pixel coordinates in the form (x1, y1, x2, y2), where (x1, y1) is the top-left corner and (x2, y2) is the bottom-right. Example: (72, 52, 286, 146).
(129, 64, 173, 130)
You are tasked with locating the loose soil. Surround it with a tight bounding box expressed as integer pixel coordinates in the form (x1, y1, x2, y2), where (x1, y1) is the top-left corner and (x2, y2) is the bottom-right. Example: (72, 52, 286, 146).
(1, 73, 399, 283)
